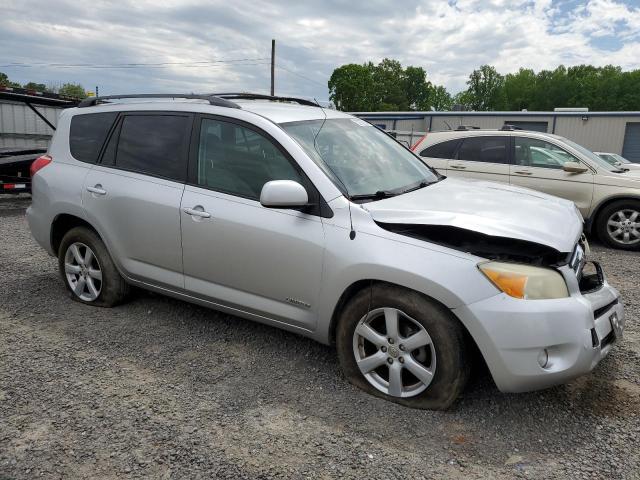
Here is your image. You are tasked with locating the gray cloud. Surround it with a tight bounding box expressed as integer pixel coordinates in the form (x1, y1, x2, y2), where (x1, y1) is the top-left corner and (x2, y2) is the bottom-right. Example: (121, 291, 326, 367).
(1, 0, 639, 101)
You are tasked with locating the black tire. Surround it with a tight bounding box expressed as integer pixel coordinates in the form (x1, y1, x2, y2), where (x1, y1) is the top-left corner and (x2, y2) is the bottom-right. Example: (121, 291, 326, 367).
(336, 283, 470, 410)
(58, 226, 129, 307)
(595, 199, 640, 251)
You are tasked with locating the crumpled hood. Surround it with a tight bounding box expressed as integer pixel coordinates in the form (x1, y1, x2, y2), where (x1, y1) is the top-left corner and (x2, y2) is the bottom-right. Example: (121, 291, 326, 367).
(365, 177, 583, 253)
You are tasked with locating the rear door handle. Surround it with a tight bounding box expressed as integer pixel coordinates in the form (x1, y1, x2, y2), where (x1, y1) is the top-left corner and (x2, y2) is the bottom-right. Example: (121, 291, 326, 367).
(183, 206, 211, 219)
(513, 170, 533, 175)
(86, 185, 107, 195)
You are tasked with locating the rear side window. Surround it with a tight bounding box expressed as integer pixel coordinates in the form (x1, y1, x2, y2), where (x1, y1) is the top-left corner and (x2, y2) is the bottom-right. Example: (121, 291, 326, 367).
(115, 115, 191, 181)
(420, 139, 460, 159)
(69, 112, 118, 163)
(458, 136, 509, 164)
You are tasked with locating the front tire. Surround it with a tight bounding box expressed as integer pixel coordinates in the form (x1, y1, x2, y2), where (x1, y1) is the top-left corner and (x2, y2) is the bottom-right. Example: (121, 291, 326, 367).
(596, 199, 640, 250)
(58, 227, 129, 307)
(336, 283, 470, 410)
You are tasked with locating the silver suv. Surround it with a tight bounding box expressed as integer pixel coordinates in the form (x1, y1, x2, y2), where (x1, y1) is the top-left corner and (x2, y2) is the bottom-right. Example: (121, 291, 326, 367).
(27, 94, 624, 409)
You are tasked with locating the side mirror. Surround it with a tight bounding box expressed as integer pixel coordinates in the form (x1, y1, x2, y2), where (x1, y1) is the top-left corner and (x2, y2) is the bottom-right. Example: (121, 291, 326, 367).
(260, 180, 308, 208)
(563, 161, 589, 174)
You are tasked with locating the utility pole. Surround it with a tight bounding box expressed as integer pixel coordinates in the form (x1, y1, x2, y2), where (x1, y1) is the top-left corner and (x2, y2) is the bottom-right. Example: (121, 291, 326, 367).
(270, 39, 275, 96)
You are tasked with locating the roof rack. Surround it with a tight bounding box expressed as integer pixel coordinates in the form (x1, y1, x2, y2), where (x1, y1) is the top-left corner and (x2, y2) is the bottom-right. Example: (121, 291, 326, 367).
(213, 93, 320, 107)
(455, 125, 481, 131)
(77, 94, 240, 109)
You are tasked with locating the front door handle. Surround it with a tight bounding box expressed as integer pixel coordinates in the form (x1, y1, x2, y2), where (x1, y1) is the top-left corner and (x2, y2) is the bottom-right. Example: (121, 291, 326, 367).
(183, 206, 211, 219)
(513, 170, 533, 175)
(86, 184, 107, 195)
(450, 163, 467, 170)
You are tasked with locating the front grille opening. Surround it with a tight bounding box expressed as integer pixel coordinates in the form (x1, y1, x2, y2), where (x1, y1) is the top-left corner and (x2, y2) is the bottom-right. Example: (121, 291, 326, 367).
(590, 328, 599, 348)
(601, 330, 616, 348)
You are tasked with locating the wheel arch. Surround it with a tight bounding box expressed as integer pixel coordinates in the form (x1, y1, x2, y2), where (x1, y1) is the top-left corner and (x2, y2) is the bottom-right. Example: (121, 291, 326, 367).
(50, 213, 99, 256)
(586, 194, 640, 234)
(328, 279, 480, 352)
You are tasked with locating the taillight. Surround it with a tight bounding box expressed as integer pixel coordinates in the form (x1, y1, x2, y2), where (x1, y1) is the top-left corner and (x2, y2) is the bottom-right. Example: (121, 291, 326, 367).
(30, 154, 52, 177)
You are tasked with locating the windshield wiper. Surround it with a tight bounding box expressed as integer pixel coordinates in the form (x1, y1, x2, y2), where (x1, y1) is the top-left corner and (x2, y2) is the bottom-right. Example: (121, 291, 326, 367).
(400, 180, 432, 195)
(350, 190, 396, 201)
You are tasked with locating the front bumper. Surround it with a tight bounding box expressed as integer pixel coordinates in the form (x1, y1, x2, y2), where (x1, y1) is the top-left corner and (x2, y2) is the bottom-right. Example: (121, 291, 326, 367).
(453, 265, 624, 393)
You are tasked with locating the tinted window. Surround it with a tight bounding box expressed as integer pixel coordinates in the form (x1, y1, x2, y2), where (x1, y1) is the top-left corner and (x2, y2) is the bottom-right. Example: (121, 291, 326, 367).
(197, 118, 303, 200)
(420, 139, 460, 159)
(458, 137, 509, 164)
(116, 115, 190, 180)
(69, 112, 118, 163)
(515, 137, 576, 169)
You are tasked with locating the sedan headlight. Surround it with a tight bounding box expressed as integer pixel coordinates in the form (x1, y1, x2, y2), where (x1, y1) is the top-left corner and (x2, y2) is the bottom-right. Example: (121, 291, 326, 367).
(478, 261, 569, 300)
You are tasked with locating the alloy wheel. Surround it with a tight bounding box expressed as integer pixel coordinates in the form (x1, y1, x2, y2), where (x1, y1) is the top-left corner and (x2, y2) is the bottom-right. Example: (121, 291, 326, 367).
(64, 242, 102, 301)
(352, 307, 436, 398)
(607, 209, 640, 246)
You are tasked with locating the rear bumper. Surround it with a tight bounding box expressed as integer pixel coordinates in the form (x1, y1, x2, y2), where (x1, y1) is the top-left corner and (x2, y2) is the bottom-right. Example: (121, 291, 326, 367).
(453, 270, 624, 393)
(26, 204, 54, 256)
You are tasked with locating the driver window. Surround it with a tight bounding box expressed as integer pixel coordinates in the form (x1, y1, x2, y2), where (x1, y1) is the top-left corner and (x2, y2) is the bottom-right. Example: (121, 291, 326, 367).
(197, 118, 303, 200)
(515, 137, 576, 169)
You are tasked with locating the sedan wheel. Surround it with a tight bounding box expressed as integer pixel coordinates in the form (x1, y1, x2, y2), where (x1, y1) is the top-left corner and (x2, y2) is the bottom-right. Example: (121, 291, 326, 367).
(353, 307, 437, 398)
(64, 242, 103, 302)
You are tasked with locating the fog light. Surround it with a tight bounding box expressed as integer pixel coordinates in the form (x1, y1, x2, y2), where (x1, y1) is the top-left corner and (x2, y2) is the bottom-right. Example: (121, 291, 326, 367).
(537, 349, 549, 368)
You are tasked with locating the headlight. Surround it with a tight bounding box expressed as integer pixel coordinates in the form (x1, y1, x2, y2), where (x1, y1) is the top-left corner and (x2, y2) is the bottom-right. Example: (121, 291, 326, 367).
(478, 261, 569, 300)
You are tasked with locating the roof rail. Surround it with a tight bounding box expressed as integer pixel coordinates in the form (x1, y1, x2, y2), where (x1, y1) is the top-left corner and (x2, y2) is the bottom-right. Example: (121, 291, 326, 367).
(213, 93, 320, 107)
(501, 124, 523, 131)
(454, 125, 480, 131)
(77, 94, 241, 109)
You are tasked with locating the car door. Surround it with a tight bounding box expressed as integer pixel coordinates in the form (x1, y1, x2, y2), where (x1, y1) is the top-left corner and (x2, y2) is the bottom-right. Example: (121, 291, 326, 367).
(446, 135, 511, 184)
(509, 136, 594, 217)
(82, 112, 192, 289)
(417, 138, 461, 174)
(180, 115, 325, 330)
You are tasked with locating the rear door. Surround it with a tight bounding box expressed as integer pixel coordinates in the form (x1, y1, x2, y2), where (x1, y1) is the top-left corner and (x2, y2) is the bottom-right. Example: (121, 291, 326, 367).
(509, 136, 594, 217)
(82, 112, 192, 289)
(417, 138, 461, 174)
(446, 135, 511, 184)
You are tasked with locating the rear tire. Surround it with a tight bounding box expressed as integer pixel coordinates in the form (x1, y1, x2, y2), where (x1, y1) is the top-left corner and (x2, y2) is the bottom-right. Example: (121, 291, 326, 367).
(595, 199, 640, 251)
(336, 283, 470, 410)
(58, 227, 129, 307)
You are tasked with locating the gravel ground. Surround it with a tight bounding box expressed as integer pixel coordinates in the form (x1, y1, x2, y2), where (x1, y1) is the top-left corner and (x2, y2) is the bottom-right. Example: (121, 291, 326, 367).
(1, 196, 639, 480)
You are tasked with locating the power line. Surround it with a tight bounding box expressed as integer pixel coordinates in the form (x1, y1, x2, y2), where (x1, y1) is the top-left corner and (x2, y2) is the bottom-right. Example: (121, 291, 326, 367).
(0, 58, 270, 69)
(275, 64, 327, 88)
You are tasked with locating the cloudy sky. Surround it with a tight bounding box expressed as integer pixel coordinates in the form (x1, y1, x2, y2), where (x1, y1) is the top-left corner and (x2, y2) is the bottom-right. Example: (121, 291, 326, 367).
(1, 0, 639, 100)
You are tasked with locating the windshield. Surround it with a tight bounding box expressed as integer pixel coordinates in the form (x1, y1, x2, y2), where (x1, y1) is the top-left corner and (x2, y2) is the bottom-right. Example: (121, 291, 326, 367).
(562, 138, 619, 172)
(611, 153, 630, 164)
(281, 118, 439, 199)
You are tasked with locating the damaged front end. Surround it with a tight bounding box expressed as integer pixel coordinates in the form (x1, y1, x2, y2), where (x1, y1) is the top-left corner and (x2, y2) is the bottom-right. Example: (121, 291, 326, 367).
(377, 222, 570, 266)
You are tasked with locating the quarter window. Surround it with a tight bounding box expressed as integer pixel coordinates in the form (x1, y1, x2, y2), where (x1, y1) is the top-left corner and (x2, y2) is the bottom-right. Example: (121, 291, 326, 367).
(420, 139, 460, 159)
(196, 118, 303, 200)
(515, 137, 575, 169)
(457, 136, 509, 164)
(69, 112, 118, 163)
(115, 115, 190, 181)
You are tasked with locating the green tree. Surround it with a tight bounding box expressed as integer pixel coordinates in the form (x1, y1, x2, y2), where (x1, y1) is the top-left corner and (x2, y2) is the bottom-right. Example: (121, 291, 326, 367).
(372, 58, 408, 110)
(404, 66, 432, 110)
(23, 81, 48, 91)
(430, 86, 453, 111)
(0, 72, 20, 88)
(58, 83, 88, 99)
(463, 65, 506, 110)
(504, 68, 536, 110)
(328, 63, 376, 111)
